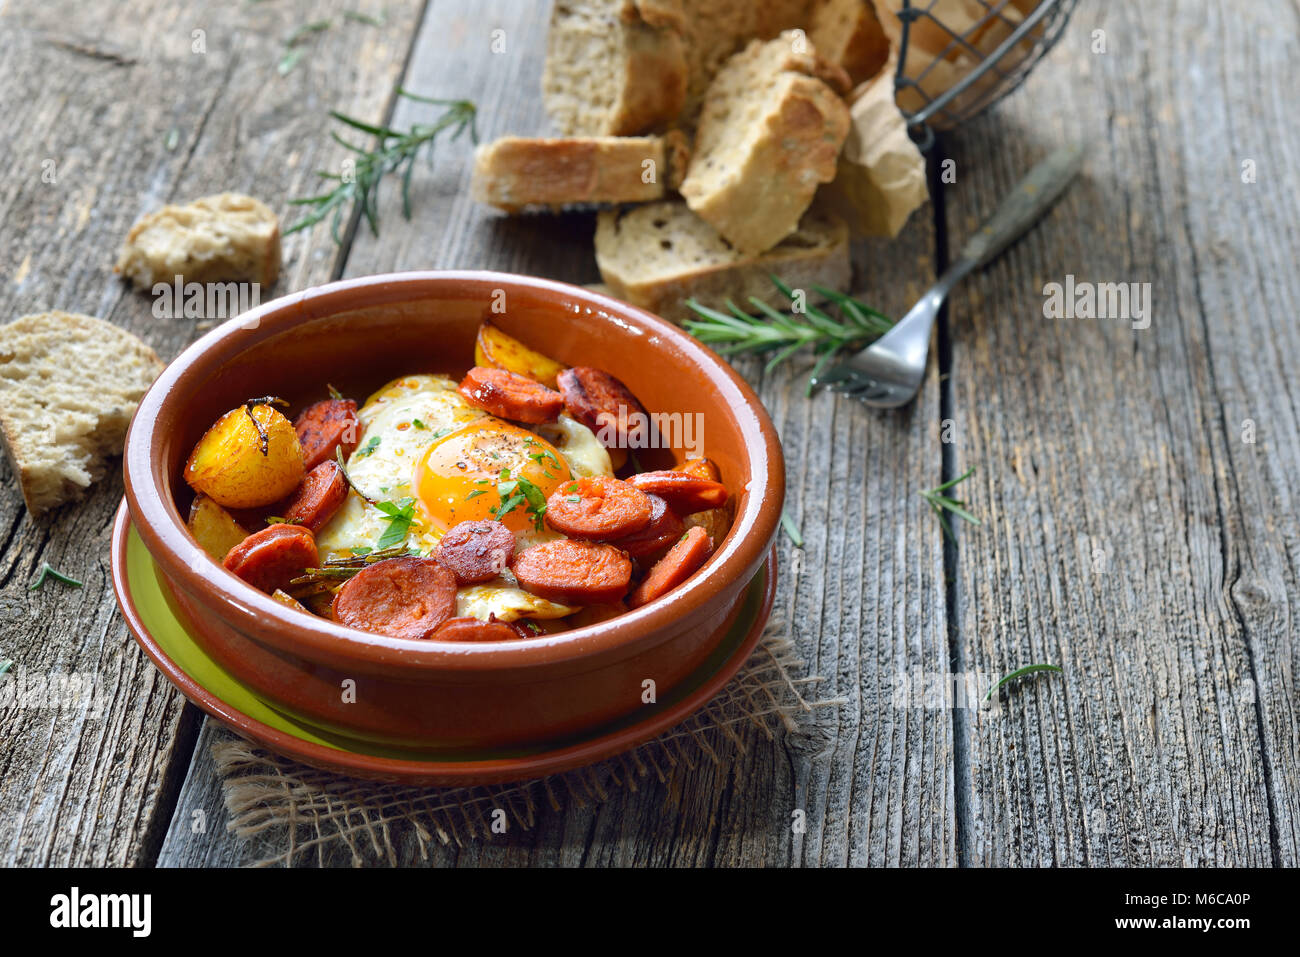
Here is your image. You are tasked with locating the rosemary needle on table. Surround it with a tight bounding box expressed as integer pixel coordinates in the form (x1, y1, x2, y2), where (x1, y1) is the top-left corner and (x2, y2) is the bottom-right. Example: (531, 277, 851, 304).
(920, 466, 982, 542)
(684, 276, 893, 396)
(286, 91, 478, 243)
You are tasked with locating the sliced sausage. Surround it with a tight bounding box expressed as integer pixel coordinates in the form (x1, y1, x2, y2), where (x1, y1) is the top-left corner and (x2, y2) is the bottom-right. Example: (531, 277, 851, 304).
(556, 366, 648, 447)
(332, 557, 458, 641)
(281, 460, 348, 532)
(223, 523, 319, 594)
(294, 398, 360, 470)
(627, 470, 728, 513)
(545, 476, 652, 539)
(431, 615, 520, 642)
(512, 539, 632, 605)
(434, 519, 515, 585)
(603, 494, 684, 560)
(628, 526, 714, 609)
(458, 367, 564, 424)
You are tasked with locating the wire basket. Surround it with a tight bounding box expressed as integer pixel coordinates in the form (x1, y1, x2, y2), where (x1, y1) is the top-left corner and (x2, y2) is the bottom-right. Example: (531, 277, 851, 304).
(893, 0, 1080, 148)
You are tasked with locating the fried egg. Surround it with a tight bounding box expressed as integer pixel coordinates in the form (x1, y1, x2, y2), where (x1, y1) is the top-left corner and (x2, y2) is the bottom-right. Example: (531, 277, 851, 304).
(315, 373, 613, 622)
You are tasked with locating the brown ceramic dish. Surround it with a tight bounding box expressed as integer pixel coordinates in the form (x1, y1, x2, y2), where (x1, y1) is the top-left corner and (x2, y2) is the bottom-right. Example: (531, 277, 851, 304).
(121, 271, 784, 750)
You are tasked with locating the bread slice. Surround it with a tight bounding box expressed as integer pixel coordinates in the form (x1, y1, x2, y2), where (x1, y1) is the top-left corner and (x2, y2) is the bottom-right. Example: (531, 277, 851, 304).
(594, 200, 850, 322)
(679, 31, 852, 255)
(471, 132, 691, 212)
(543, 1, 688, 135)
(677, 0, 814, 126)
(0, 312, 163, 515)
(809, 0, 891, 85)
(115, 192, 280, 290)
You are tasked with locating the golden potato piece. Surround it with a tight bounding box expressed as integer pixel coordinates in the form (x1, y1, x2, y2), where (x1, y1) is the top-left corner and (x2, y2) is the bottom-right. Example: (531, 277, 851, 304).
(187, 494, 250, 560)
(674, 456, 721, 482)
(184, 403, 305, 508)
(474, 321, 566, 388)
(270, 589, 312, 614)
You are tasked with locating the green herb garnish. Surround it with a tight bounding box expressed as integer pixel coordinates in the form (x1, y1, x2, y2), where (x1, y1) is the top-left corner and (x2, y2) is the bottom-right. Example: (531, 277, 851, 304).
(920, 466, 981, 542)
(465, 489, 487, 500)
(354, 435, 381, 458)
(684, 276, 894, 396)
(780, 510, 803, 548)
(985, 664, 1063, 702)
(286, 91, 478, 242)
(412, 419, 427, 430)
(374, 497, 417, 549)
(327, 383, 344, 400)
(493, 474, 548, 531)
(29, 563, 83, 590)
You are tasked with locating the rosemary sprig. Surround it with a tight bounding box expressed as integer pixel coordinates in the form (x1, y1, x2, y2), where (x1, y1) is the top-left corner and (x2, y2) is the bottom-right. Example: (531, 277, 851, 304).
(286, 91, 478, 242)
(780, 509, 803, 548)
(684, 276, 893, 396)
(30, 563, 84, 590)
(985, 664, 1063, 702)
(288, 545, 415, 588)
(920, 466, 982, 542)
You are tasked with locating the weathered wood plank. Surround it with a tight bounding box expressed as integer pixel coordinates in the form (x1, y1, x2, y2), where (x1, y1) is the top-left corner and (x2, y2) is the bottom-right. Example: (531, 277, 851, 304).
(0, 0, 425, 866)
(159, 0, 955, 867)
(941, 0, 1292, 865)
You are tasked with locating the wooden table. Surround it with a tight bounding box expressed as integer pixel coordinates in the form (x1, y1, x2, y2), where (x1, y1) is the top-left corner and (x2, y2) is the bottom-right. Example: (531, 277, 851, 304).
(1, 0, 1295, 867)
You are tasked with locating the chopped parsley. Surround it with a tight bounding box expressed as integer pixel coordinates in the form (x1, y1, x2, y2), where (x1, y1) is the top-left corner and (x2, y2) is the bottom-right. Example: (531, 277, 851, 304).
(412, 418, 427, 430)
(491, 470, 548, 530)
(354, 435, 381, 458)
(374, 497, 417, 549)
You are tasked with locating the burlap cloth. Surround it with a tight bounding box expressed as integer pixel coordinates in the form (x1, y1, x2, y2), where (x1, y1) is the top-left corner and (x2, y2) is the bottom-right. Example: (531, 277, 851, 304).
(212, 617, 840, 865)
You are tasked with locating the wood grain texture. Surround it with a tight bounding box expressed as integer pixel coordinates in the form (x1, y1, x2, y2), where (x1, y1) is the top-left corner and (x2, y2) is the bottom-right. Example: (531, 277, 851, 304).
(0, 0, 423, 866)
(158, 0, 956, 867)
(940, 0, 1296, 865)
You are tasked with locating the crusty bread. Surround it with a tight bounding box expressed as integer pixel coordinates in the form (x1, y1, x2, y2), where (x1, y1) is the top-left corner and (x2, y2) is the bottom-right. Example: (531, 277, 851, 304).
(471, 132, 691, 212)
(809, 0, 891, 85)
(594, 200, 850, 322)
(677, 0, 813, 125)
(679, 31, 851, 255)
(115, 192, 280, 290)
(543, 0, 688, 135)
(0, 312, 163, 515)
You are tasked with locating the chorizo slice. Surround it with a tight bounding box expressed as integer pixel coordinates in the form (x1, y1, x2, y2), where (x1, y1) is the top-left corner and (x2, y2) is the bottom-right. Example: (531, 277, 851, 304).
(628, 526, 714, 609)
(280, 460, 348, 532)
(431, 615, 520, 642)
(627, 470, 728, 513)
(332, 557, 458, 641)
(223, 523, 319, 594)
(294, 398, 360, 470)
(556, 366, 647, 447)
(511, 540, 632, 605)
(434, 519, 515, 585)
(458, 367, 564, 424)
(603, 494, 684, 560)
(545, 476, 652, 539)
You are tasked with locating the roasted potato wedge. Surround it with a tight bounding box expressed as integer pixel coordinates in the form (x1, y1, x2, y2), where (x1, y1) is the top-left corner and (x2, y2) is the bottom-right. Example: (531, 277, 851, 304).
(474, 321, 566, 388)
(187, 494, 250, 560)
(184, 403, 305, 508)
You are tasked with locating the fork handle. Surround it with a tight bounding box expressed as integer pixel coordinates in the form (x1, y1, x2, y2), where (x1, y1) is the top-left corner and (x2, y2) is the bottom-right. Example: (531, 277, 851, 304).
(943, 142, 1085, 288)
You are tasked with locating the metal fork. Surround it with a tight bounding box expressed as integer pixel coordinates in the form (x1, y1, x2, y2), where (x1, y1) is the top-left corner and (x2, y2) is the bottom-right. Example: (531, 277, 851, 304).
(811, 143, 1085, 408)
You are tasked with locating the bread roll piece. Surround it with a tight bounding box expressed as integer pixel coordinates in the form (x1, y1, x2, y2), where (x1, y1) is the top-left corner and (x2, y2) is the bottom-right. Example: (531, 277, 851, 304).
(542, 0, 688, 135)
(676, 0, 814, 125)
(809, 0, 891, 85)
(471, 132, 691, 212)
(594, 200, 850, 322)
(115, 192, 280, 290)
(0, 312, 163, 515)
(680, 31, 851, 256)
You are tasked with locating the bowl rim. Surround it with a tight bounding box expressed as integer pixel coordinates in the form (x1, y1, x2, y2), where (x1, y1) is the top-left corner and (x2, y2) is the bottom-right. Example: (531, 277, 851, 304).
(123, 270, 784, 675)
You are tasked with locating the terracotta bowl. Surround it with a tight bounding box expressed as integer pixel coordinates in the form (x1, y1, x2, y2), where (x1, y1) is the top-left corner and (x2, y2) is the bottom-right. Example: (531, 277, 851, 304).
(122, 271, 785, 750)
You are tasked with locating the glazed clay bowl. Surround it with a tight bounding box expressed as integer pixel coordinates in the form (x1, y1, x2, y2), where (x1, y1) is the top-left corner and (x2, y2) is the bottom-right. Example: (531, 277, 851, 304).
(121, 271, 784, 750)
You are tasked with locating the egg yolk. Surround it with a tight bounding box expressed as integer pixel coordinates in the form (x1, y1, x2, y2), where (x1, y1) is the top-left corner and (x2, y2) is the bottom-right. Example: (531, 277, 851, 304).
(416, 419, 573, 532)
